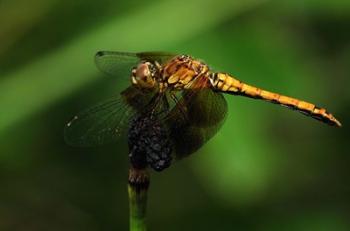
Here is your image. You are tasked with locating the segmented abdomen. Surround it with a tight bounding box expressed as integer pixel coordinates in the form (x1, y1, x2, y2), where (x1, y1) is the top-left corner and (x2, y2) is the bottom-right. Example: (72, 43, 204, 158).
(210, 73, 341, 127)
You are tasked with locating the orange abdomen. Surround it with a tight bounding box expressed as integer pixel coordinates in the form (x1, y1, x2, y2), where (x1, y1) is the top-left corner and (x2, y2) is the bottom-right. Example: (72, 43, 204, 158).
(211, 73, 341, 127)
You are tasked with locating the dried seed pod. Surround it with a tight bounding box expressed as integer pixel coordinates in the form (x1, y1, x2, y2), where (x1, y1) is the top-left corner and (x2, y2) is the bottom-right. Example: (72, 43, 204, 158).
(128, 115, 172, 171)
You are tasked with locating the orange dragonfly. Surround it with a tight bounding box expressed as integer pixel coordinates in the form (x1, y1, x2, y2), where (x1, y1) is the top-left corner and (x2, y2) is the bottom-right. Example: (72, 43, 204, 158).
(65, 51, 341, 170)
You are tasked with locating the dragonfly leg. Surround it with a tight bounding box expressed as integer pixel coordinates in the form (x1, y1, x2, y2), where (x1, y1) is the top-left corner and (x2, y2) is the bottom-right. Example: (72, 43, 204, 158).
(170, 92, 188, 122)
(146, 92, 168, 119)
(162, 95, 170, 112)
(152, 94, 170, 117)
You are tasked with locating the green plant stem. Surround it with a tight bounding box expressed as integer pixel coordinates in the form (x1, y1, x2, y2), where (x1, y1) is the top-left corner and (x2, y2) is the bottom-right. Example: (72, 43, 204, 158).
(128, 167, 150, 231)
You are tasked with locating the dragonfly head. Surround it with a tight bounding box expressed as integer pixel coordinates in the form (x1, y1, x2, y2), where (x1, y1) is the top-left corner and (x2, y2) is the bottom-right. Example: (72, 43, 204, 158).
(131, 61, 158, 89)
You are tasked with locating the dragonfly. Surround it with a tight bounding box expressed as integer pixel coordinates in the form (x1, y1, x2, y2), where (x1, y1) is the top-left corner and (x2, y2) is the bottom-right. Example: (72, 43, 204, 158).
(65, 51, 341, 170)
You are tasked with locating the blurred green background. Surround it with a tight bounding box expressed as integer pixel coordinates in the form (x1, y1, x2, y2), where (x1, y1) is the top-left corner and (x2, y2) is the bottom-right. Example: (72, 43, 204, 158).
(0, 0, 349, 230)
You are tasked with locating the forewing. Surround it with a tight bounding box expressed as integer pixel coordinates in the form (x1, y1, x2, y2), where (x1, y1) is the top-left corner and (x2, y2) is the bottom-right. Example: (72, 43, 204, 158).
(167, 85, 228, 158)
(137, 51, 177, 64)
(95, 51, 176, 77)
(95, 51, 140, 77)
(64, 86, 156, 147)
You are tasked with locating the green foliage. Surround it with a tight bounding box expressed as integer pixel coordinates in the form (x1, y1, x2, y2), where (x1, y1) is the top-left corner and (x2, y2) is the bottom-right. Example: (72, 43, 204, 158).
(0, 0, 349, 230)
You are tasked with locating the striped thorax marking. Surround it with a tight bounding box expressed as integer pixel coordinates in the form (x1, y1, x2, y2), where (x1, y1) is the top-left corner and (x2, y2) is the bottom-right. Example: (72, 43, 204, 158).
(163, 55, 210, 89)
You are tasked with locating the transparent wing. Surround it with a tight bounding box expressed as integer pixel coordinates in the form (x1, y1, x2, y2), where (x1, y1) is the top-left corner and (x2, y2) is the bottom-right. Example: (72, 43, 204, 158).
(95, 51, 176, 77)
(64, 96, 135, 147)
(166, 79, 228, 158)
(95, 51, 140, 77)
(137, 51, 177, 64)
(64, 86, 157, 147)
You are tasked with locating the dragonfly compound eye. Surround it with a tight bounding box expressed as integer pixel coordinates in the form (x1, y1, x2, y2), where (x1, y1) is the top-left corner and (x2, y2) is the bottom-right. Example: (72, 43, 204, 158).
(133, 62, 156, 88)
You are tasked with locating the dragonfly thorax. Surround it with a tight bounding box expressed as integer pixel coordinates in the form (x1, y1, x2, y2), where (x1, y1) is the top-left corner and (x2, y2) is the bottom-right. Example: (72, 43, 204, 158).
(162, 55, 210, 90)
